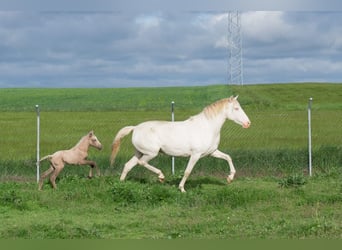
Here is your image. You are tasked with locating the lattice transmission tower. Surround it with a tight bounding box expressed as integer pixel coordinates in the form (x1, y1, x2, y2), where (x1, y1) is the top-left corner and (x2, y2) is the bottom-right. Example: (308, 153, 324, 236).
(228, 11, 243, 85)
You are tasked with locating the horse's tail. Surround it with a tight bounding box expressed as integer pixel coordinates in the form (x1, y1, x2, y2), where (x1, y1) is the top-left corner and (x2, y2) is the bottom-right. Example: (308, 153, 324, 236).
(110, 126, 135, 166)
(39, 155, 52, 162)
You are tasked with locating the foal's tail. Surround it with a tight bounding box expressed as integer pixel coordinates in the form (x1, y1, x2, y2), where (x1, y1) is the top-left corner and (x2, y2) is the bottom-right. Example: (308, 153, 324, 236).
(110, 126, 135, 166)
(39, 155, 52, 162)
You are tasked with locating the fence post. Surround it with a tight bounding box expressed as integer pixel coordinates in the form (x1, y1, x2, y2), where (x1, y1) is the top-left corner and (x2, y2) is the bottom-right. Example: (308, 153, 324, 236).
(36, 105, 40, 183)
(308, 97, 313, 176)
(171, 101, 175, 175)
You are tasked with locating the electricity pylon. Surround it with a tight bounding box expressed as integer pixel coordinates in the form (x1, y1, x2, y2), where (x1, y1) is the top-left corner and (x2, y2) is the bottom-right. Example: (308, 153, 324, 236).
(228, 11, 243, 85)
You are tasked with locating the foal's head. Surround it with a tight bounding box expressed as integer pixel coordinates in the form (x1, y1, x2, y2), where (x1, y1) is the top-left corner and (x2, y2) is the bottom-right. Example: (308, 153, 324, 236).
(226, 96, 251, 128)
(87, 130, 103, 150)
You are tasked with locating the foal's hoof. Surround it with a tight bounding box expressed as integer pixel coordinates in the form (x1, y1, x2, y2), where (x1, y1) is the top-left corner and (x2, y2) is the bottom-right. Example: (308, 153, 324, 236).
(87, 176, 93, 179)
(159, 177, 165, 183)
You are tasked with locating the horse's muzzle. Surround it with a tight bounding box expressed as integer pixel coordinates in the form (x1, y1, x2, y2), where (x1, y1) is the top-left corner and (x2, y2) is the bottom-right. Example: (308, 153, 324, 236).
(242, 121, 251, 128)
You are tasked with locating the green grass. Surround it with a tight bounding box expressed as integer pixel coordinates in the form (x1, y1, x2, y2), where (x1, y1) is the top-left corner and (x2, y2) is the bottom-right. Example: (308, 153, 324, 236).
(1, 83, 341, 112)
(0, 174, 341, 239)
(0, 83, 341, 239)
(0, 85, 230, 112)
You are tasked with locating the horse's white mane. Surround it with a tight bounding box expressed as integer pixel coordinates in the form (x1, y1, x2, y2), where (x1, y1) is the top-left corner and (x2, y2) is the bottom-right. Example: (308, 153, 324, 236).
(202, 97, 234, 119)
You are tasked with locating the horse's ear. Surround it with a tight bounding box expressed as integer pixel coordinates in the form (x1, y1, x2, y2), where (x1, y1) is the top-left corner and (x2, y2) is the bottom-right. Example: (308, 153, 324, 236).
(234, 95, 239, 100)
(88, 130, 94, 137)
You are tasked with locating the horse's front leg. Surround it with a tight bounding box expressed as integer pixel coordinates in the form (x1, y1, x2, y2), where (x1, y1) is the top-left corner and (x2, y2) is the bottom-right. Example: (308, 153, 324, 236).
(178, 153, 201, 193)
(210, 149, 236, 183)
(80, 160, 100, 178)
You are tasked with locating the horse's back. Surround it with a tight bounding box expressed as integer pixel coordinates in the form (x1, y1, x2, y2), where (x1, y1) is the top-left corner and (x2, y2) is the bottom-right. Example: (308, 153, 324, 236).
(134, 120, 190, 139)
(132, 121, 175, 151)
(132, 119, 218, 157)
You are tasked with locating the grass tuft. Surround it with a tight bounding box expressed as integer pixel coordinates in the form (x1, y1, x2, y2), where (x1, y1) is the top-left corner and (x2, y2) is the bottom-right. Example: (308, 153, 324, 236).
(279, 174, 307, 188)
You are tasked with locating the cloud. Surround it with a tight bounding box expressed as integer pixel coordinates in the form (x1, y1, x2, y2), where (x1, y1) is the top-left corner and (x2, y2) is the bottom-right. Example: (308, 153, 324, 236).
(0, 11, 342, 87)
(242, 11, 291, 43)
(241, 11, 342, 83)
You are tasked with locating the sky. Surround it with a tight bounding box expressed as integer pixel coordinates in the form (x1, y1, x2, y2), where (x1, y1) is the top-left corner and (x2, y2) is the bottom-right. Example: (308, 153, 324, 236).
(1, 1, 342, 87)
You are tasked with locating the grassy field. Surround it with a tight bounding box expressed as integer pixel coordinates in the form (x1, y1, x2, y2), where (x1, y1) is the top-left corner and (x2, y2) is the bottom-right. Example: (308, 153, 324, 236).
(1, 83, 341, 112)
(0, 83, 341, 239)
(0, 174, 341, 239)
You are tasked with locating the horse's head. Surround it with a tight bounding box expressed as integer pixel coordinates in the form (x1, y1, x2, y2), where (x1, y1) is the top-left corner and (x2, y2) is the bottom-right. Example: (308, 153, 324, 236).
(227, 96, 251, 128)
(88, 130, 103, 150)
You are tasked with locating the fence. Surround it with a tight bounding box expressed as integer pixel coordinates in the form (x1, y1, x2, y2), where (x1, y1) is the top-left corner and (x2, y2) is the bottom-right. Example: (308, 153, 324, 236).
(32, 98, 316, 180)
(0, 87, 341, 181)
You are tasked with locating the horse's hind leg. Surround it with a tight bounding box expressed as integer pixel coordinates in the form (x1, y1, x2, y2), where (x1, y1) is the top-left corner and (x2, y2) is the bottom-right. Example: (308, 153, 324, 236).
(138, 154, 165, 182)
(38, 165, 54, 190)
(49, 165, 63, 189)
(120, 155, 139, 181)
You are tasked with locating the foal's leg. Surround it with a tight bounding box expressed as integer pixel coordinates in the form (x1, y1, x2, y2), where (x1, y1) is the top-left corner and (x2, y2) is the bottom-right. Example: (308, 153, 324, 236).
(49, 164, 64, 189)
(79, 160, 100, 178)
(92, 161, 101, 176)
(38, 165, 54, 190)
(211, 149, 236, 183)
(178, 153, 201, 193)
(138, 154, 165, 182)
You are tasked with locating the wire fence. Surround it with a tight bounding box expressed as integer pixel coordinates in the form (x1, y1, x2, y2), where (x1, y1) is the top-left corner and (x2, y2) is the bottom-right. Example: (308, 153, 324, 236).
(0, 95, 341, 180)
(35, 100, 342, 177)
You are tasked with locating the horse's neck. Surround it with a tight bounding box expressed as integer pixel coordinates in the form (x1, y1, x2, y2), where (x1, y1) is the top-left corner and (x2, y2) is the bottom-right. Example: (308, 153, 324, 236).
(197, 112, 226, 134)
(197, 100, 229, 133)
(72, 136, 89, 152)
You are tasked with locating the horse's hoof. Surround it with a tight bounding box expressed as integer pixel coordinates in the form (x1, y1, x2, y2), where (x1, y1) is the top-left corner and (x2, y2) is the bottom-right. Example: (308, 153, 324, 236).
(226, 177, 233, 184)
(159, 177, 165, 183)
(87, 176, 93, 179)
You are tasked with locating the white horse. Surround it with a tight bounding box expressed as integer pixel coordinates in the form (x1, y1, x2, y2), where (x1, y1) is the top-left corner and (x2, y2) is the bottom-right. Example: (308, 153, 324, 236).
(110, 96, 251, 192)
